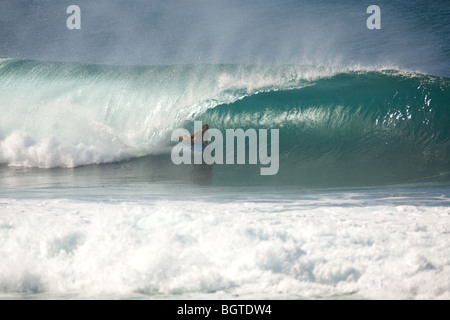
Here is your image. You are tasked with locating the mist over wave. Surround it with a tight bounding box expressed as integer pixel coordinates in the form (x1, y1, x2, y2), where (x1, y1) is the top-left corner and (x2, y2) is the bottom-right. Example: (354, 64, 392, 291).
(0, 0, 448, 76)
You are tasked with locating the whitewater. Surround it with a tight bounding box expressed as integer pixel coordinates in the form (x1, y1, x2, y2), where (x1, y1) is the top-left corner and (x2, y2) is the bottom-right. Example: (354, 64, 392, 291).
(1, 185, 450, 299)
(1, 0, 449, 300)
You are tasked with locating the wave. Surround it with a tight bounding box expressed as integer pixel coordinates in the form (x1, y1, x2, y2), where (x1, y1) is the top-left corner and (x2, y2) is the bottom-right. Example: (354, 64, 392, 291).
(193, 70, 450, 185)
(0, 59, 367, 165)
(0, 59, 449, 186)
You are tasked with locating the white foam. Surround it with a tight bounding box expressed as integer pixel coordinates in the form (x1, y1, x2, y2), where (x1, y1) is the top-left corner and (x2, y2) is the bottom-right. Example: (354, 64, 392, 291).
(0, 198, 449, 299)
(0, 131, 130, 168)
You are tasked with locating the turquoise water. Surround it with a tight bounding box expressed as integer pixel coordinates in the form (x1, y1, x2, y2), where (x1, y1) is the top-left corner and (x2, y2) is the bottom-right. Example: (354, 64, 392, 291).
(1, 61, 449, 186)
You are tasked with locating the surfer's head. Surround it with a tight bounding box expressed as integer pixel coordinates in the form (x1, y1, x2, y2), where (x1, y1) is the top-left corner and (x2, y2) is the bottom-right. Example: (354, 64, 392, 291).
(202, 124, 209, 131)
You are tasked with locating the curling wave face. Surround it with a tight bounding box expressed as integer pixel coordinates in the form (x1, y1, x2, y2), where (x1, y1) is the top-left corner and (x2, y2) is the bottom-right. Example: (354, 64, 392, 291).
(0, 59, 323, 167)
(0, 59, 449, 186)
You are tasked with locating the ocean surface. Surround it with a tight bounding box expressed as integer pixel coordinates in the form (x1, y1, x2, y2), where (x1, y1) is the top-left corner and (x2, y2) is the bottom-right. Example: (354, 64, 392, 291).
(0, 0, 449, 299)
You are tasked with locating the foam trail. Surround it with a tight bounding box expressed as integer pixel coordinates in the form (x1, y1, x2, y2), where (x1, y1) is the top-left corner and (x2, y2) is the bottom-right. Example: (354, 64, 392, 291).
(0, 131, 128, 168)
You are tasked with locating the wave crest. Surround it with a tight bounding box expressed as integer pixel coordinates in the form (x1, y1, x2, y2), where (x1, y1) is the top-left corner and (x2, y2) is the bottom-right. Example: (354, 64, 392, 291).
(1, 59, 449, 186)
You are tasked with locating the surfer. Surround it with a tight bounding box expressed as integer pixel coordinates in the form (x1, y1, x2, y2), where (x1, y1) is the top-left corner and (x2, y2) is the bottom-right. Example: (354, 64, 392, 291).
(179, 124, 209, 150)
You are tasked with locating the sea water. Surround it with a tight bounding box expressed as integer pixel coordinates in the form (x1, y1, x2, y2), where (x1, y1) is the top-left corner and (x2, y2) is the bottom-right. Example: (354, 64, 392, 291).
(0, 0, 449, 299)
